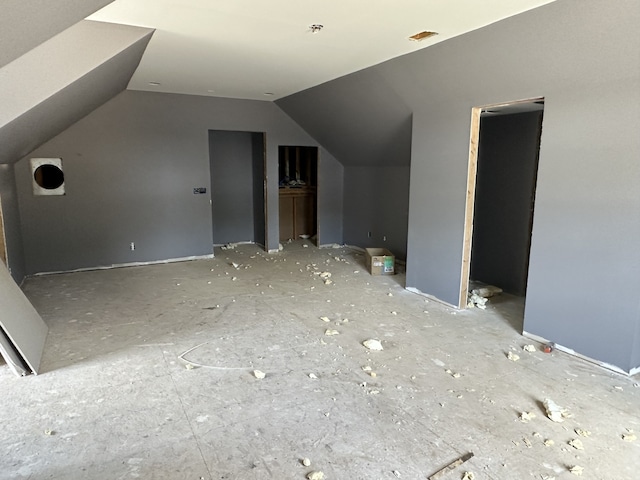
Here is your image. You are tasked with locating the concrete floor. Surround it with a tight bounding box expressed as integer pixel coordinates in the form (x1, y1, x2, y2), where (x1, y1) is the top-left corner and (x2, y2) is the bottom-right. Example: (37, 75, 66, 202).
(1, 241, 639, 480)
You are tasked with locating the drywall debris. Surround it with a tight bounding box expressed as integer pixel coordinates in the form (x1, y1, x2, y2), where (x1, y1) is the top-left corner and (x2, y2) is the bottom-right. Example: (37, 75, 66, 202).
(472, 285, 503, 298)
(303, 244, 309, 248)
(307, 471, 324, 480)
(319, 271, 332, 279)
(231, 262, 240, 269)
(324, 329, 340, 336)
(520, 411, 536, 423)
(541, 476, 556, 480)
(532, 432, 541, 438)
(622, 431, 637, 442)
(445, 369, 461, 378)
(320, 316, 331, 322)
(324, 279, 333, 285)
(387, 293, 393, 297)
(302, 458, 311, 467)
(362, 365, 372, 372)
(569, 465, 584, 476)
(543, 398, 569, 422)
(253, 370, 266, 379)
(569, 439, 584, 450)
(575, 429, 591, 437)
(467, 292, 488, 309)
(507, 351, 520, 362)
(523, 344, 536, 352)
(363, 339, 383, 351)
(185, 363, 195, 370)
(392, 470, 401, 478)
(44, 429, 54, 436)
(462, 472, 475, 480)
(308, 373, 318, 379)
(544, 439, 555, 447)
(391, 311, 398, 315)
(220, 243, 237, 250)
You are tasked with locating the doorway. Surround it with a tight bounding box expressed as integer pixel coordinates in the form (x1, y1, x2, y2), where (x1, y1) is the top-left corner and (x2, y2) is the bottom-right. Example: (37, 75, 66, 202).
(0, 197, 7, 265)
(209, 131, 266, 249)
(460, 98, 544, 310)
(278, 146, 318, 244)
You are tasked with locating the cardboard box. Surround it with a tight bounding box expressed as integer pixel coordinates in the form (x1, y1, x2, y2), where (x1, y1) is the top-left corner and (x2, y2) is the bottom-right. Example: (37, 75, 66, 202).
(365, 248, 395, 275)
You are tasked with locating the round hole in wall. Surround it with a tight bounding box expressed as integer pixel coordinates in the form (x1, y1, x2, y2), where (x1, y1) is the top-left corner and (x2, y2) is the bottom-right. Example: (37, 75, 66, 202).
(33, 164, 65, 190)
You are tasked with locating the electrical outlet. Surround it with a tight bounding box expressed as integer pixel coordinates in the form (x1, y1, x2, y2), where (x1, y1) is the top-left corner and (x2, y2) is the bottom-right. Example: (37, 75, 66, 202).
(130, 242, 135, 251)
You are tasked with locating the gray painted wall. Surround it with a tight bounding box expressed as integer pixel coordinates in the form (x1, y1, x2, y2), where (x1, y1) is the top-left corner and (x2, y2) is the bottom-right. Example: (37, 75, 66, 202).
(471, 111, 542, 296)
(209, 130, 259, 245)
(343, 167, 410, 259)
(0, 164, 26, 283)
(0, 0, 114, 67)
(0, 21, 153, 164)
(277, 0, 640, 372)
(14, 90, 343, 274)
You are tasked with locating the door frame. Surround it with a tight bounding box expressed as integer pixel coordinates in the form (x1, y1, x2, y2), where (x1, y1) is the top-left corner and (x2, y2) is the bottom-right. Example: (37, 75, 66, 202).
(0, 196, 7, 266)
(459, 97, 544, 308)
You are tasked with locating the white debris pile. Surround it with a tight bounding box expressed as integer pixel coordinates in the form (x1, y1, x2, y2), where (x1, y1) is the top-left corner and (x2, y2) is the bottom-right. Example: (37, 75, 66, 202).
(362, 339, 383, 351)
(253, 370, 266, 379)
(307, 471, 325, 480)
(467, 285, 503, 309)
(543, 398, 571, 422)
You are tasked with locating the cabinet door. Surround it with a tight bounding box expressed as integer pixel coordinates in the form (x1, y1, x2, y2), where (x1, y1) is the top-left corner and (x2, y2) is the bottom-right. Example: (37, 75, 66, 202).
(279, 195, 294, 241)
(294, 194, 314, 237)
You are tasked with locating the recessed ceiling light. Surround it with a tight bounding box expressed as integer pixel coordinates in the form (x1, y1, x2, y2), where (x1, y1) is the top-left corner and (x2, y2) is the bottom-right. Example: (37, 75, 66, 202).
(309, 24, 323, 34)
(409, 31, 438, 42)
(148, 81, 161, 86)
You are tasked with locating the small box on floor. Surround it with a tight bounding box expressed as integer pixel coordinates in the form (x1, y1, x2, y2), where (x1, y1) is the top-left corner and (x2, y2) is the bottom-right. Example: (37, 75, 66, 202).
(365, 248, 395, 275)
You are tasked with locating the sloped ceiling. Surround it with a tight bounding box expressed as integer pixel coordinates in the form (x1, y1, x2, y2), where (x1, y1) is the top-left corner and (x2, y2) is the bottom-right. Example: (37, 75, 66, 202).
(0, 20, 153, 164)
(0, 0, 115, 68)
(277, 70, 412, 167)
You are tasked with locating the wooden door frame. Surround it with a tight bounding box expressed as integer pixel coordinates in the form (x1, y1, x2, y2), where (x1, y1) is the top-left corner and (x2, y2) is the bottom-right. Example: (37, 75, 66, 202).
(459, 97, 544, 308)
(0, 196, 7, 266)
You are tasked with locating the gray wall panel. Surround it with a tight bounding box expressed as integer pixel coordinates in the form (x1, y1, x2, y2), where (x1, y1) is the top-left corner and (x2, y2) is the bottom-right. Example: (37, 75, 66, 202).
(15, 91, 343, 274)
(343, 166, 410, 259)
(0, 0, 114, 67)
(0, 164, 26, 283)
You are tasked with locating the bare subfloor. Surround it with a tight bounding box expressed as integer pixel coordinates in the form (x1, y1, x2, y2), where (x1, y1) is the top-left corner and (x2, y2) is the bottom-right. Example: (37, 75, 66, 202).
(1, 242, 638, 480)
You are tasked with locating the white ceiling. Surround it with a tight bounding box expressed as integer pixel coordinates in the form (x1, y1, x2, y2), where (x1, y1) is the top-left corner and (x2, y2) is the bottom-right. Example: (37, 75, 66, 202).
(89, 0, 556, 101)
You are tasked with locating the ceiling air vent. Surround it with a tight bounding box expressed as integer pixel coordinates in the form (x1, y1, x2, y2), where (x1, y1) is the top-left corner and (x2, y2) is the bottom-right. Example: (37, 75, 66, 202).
(409, 31, 438, 42)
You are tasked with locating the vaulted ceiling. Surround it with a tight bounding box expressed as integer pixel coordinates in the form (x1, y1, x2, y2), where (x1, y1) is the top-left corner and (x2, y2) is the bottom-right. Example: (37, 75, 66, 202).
(0, 0, 557, 165)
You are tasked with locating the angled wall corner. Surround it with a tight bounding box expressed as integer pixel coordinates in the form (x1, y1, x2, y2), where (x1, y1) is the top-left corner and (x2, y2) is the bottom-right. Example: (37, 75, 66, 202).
(0, 0, 115, 68)
(0, 20, 154, 165)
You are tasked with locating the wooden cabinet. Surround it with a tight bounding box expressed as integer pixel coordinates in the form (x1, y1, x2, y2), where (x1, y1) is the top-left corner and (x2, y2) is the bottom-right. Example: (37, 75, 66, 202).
(279, 188, 316, 241)
(278, 146, 318, 242)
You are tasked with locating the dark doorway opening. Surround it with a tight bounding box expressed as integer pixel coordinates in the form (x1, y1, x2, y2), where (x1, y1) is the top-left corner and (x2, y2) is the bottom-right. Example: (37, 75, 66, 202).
(278, 146, 318, 244)
(208, 130, 266, 249)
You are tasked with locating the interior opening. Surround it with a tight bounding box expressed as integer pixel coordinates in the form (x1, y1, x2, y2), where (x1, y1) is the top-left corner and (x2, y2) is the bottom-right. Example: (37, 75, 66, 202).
(463, 99, 544, 328)
(278, 146, 318, 244)
(209, 130, 266, 250)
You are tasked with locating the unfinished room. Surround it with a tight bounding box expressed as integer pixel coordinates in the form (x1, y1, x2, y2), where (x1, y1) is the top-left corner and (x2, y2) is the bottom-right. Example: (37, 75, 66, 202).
(1, 1, 639, 478)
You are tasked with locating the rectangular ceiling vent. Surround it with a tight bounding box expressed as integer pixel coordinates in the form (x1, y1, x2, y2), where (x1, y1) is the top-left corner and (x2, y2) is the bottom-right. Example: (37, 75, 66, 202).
(409, 31, 438, 42)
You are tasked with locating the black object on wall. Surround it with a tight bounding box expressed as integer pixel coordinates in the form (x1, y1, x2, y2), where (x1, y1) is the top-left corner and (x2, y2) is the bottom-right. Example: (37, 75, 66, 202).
(470, 110, 543, 296)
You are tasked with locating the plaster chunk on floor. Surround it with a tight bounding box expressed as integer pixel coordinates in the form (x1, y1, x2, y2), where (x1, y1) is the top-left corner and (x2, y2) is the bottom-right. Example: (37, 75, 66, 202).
(569, 439, 584, 450)
(622, 431, 637, 442)
(253, 370, 266, 379)
(302, 458, 311, 467)
(544, 439, 555, 447)
(324, 329, 340, 336)
(523, 344, 537, 352)
(575, 429, 591, 437)
(543, 398, 570, 422)
(520, 411, 536, 423)
(507, 351, 520, 362)
(307, 471, 325, 480)
(569, 465, 584, 476)
(462, 472, 475, 480)
(363, 339, 383, 351)
(320, 316, 330, 322)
